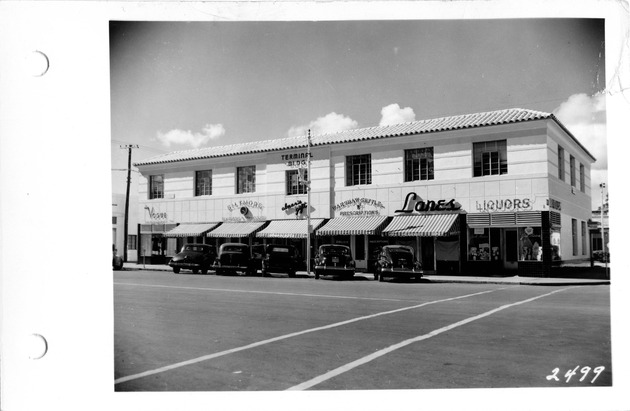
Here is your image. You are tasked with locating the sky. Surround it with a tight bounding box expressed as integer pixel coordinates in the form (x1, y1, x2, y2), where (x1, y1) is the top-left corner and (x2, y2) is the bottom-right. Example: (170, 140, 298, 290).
(110, 18, 607, 208)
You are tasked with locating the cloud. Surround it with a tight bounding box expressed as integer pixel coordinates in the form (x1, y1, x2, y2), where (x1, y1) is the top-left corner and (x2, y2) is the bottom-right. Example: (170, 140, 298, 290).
(379, 103, 416, 126)
(287, 112, 358, 137)
(156, 123, 226, 148)
(553, 93, 607, 170)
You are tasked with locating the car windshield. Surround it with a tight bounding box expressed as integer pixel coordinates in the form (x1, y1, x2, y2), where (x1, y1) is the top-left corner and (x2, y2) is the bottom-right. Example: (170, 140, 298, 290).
(269, 246, 290, 253)
(222, 245, 246, 252)
(320, 246, 350, 255)
(182, 245, 210, 252)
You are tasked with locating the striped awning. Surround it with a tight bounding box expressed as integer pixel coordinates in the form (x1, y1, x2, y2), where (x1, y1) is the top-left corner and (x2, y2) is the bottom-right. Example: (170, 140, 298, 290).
(383, 214, 460, 237)
(164, 223, 220, 237)
(206, 221, 267, 238)
(257, 219, 325, 239)
(316, 216, 390, 236)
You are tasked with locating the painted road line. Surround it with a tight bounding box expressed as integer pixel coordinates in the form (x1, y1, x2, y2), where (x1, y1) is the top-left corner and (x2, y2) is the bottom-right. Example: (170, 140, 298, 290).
(114, 288, 503, 385)
(287, 287, 571, 391)
(115, 281, 424, 303)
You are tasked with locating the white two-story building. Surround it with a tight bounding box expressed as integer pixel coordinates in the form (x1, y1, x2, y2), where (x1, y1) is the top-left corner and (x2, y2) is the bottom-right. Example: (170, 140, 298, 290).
(134, 108, 595, 277)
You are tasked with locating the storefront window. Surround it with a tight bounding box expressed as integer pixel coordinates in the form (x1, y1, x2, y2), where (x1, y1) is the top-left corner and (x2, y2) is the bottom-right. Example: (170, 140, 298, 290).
(468, 227, 491, 261)
(551, 229, 561, 260)
(519, 226, 542, 261)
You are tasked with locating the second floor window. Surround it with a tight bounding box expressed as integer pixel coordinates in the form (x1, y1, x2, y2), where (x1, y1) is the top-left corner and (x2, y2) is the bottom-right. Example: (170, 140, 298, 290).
(346, 154, 372, 186)
(237, 166, 256, 194)
(195, 170, 212, 196)
(286, 169, 308, 195)
(149, 175, 164, 199)
(558, 145, 565, 181)
(404, 148, 434, 182)
(473, 140, 507, 177)
(579, 163, 585, 192)
(570, 155, 576, 187)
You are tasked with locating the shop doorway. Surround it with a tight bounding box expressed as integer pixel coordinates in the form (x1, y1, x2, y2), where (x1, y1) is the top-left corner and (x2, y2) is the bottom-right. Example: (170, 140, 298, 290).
(420, 237, 435, 271)
(504, 229, 518, 270)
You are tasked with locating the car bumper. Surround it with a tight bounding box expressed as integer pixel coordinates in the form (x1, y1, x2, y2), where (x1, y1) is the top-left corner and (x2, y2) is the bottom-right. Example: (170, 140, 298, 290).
(315, 265, 355, 273)
(169, 261, 204, 269)
(380, 267, 423, 277)
(214, 264, 248, 271)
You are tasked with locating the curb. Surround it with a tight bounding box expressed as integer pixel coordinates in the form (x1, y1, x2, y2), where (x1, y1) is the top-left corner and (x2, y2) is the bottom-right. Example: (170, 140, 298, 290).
(119, 266, 609, 286)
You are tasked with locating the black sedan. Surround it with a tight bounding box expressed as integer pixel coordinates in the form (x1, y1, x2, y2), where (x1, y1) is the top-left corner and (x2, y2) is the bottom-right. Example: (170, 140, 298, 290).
(262, 244, 301, 278)
(373, 245, 422, 282)
(314, 244, 355, 280)
(168, 244, 217, 274)
(214, 243, 256, 276)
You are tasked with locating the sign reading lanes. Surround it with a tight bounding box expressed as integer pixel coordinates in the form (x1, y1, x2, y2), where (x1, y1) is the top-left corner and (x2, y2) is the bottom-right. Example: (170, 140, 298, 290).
(395, 192, 461, 213)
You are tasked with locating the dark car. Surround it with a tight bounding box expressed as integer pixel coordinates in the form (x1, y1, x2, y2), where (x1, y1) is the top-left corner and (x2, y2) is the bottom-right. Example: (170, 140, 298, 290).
(113, 246, 123, 271)
(314, 244, 355, 280)
(169, 243, 217, 274)
(373, 245, 422, 282)
(214, 243, 256, 276)
(262, 244, 301, 278)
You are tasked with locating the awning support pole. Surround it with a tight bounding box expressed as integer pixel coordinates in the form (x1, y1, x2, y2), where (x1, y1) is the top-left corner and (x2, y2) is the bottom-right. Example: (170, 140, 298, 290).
(306, 129, 312, 276)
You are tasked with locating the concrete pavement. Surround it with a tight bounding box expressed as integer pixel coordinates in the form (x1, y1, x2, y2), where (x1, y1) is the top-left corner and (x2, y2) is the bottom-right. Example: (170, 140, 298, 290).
(118, 262, 610, 286)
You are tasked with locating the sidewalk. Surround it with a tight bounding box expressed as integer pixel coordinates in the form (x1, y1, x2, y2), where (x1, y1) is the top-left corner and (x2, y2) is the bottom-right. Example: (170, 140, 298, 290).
(120, 262, 610, 286)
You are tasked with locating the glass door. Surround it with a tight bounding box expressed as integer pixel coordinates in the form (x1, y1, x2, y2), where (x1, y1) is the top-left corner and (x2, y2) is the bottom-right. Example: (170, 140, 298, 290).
(504, 229, 518, 270)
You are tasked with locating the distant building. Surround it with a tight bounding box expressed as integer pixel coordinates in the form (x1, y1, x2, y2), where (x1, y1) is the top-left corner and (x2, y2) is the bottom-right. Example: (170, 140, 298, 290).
(589, 208, 609, 258)
(112, 193, 139, 262)
(134, 108, 595, 277)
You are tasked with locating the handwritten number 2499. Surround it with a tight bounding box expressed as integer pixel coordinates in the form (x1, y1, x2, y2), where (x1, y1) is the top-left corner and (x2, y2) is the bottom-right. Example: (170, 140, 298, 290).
(546, 366, 605, 383)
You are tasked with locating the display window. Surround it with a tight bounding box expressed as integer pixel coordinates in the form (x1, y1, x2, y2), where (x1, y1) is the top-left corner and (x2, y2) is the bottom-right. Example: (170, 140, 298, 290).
(519, 226, 542, 261)
(551, 229, 562, 260)
(468, 227, 491, 261)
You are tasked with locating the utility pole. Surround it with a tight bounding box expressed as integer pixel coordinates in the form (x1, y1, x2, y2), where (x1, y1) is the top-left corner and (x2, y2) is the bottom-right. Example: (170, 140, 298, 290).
(304, 130, 313, 276)
(120, 144, 139, 262)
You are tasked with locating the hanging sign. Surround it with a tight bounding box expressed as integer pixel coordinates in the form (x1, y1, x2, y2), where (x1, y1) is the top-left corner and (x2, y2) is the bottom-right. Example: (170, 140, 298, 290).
(395, 192, 461, 213)
(282, 152, 313, 168)
(282, 200, 308, 216)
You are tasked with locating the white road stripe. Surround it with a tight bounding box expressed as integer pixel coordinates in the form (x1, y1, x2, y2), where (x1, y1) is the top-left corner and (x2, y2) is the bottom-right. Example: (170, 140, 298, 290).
(114, 288, 502, 385)
(115, 281, 418, 303)
(287, 287, 571, 391)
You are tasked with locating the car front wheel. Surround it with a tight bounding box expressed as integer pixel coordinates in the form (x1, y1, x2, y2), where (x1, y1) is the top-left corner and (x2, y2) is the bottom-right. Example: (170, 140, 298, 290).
(173, 267, 180, 274)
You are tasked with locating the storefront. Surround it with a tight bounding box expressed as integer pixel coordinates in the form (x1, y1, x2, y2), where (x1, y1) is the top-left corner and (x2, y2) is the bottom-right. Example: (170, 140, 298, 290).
(257, 218, 326, 260)
(382, 213, 461, 274)
(163, 222, 221, 253)
(139, 223, 178, 265)
(316, 215, 391, 271)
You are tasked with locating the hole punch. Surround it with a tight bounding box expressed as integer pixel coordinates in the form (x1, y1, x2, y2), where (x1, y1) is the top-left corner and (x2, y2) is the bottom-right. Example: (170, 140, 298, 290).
(28, 333, 48, 360)
(26, 50, 49, 77)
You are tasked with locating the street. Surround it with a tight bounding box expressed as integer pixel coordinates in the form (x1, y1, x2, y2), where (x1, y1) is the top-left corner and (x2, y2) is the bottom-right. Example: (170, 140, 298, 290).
(114, 269, 611, 391)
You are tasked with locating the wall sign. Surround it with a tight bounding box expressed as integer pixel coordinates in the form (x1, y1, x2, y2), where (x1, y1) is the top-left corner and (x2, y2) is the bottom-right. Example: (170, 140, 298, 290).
(282, 200, 308, 216)
(282, 152, 313, 168)
(547, 198, 562, 211)
(144, 206, 168, 221)
(395, 192, 461, 213)
(333, 197, 385, 217)
(227, 200, 264, 212)
(475, 198, 532, 212)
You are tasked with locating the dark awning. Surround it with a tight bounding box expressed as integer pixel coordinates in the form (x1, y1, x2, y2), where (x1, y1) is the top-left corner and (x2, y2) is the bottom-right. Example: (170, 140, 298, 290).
(257, 219, 325, 239)
(206, 221, 267, 238)
(164, 223, 220, 237)
(383, 214, 460, 237)
(316, 216, 389, 236)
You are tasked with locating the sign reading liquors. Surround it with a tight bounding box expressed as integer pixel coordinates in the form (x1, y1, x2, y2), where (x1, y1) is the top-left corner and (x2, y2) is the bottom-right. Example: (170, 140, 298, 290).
(333, 198, 385, 217)
(475, 198, 532, 212)
(396, 192, 461, 213)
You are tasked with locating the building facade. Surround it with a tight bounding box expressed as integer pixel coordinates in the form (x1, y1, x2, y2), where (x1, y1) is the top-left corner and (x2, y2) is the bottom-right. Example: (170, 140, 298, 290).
(134, 108, 595, 277)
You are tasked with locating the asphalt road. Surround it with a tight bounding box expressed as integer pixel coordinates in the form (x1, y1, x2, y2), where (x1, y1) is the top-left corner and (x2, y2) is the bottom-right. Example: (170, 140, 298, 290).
(114, 270, 611, 392)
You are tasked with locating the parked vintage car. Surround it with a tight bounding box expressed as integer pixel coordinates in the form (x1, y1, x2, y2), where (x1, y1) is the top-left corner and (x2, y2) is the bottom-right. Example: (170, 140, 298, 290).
(112, 247, 124, 271)
(214, 243, 256, 276)
(262, 244, 301, 278)
(169, 243, 217, 274)
(314, 244, 355, 280)
(373, 245, 423, 282)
